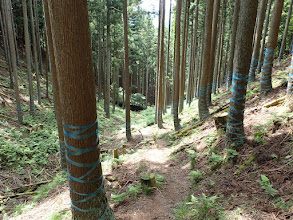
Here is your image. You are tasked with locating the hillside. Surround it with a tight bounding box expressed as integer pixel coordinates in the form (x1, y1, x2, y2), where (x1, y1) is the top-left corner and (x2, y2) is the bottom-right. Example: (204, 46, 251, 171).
(0, 47, 292, 220)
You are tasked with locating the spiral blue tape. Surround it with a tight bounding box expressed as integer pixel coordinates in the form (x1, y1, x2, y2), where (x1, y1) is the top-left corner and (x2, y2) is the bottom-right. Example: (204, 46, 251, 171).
(249, 57, 258, 81)
(63, 120, 111, 215)
(16, 104, 23, 123)
(287, 73, 293, 94)
(260, 48, 275, 91)
(226, 72, 248, 145)
(198, 87, 209, 117)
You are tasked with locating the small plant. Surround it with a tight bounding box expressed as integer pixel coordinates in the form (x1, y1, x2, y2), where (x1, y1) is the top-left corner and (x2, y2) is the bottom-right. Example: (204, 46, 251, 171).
(127, 184, 143, 199)
(256, 174, 278, 197)
(274, 198, 293, 210)
(185, 149, 197, 169)
(254, 131, 268, 145)
(189, 170, 203, 183)
(205, 133, 217, 147)
(111, 192, 126, 203)
(208, 152, 224, 169)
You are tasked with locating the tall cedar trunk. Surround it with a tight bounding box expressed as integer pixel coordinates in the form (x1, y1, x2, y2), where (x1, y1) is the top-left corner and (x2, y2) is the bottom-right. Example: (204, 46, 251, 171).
(178, 0, 190, 113)
(172, 0, 182, 131)
(105, 0, 111, 118)
(22, 0, 35, 116)
(164, 0, 172, 111)
(5, 0, 22, 123)
(217, 0, 227, 89)
(213, 15, 223, 94)
(249, 0, 268, 82)
(43, 0, 66, 168)
(187, 0, 199, 105)
(226, 0, 240, 88)
(157, 0, 165, 128)
(198, 0, 213, 120)
(260, 0, 284, 92)
(206, 0, 220, 106)
(226, 0, 258, 149)
(29, 0, 41, 104)
(44, 34, 49, 98)
(155, 4, 162, 124)
(123, 0, 132, 140)
(10, 3, 19, 66)
(48, 0, 113, 218)
(2, 0, 14, 89)
(285, 48, 293, 109)
(279, 0, 293, 61)
(34, 0, 43, 77)
(256, 0, 273, 75)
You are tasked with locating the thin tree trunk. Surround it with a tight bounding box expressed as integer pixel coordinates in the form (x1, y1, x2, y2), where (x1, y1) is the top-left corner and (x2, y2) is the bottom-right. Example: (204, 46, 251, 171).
(178, 0, 190, 113)
(226, 0, 240, 88)
(279, 0, 293, 61)
(260, 0, 284, 92)
(207, 0, 220, 105)
(172, 0, 182, 131)
(249, 0, 268, 82)
(198, 0, 214, 120)
(43, 0, 66, 169)
(22, 0, 35, 116)
(34, 0, 43, 77)
(123, 0, 132, 140)
(256, 0, 273, 75)
(105, 0, 111, 118)
(29, 0, 41, 104)
(5, 0, 22, 123)
(1, 2, 14, 89)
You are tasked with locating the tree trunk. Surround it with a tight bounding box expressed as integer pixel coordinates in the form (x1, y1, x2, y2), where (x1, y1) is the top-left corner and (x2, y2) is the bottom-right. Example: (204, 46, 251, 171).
(157, 0, 165, 128)
(260, 0, 284, 92)
(5, 0, 22, 123)
(123, 0, 132, 141)
(198, 0, 213, 120)
(105, 0, 111, 118)
(248, 0, 268, 82)
(278, 0, 293, 61)
(172, 0, 182, 131)
(226, 0, 240, 88)
(256, 0, 273, 75)
(206, 0, 220, 105)
(226, 0, 258, 149)
(29, 0, 41, 104)
(48, 0, 113, 218)
(285, 49, 293, 109)
(43, 0, 66, 169)
(1, 0, 14, 89)
(178, 0, 190, 113)
(34, 0, 43, 77)
(22, 0, 35, 116)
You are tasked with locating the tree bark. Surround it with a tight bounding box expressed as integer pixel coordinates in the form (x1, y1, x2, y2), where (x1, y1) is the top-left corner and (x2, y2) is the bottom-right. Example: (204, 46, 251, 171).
(123, 0, 132, 141)
(5, 0, 22, 123)
(48, 0, 113, 218)
(260, 0, 284, 92)
(226, 0, 258, 149)
(42, 0, 66, 169)
(105, 0, 111, 118)
(172, 0, 182, 130)
(29, 0, 41, 104)
(22, 0, 35, 116)
(278, 0, 293, 61)
(248, 0, 268, 82)
(226, 0, 240, 88)
(198, 0, 213, 120)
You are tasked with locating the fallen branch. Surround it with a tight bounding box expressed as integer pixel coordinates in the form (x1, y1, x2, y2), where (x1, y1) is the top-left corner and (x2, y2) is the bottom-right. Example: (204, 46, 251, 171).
(9, 180, 52, 194)
(174, 102, 229, 139)
(263, 96, 286, 108)
(0, 191, 37, 199)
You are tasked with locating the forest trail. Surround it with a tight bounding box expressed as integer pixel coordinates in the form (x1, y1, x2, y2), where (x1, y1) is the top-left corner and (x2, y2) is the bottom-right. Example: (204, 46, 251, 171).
(9, 123, 190, 220)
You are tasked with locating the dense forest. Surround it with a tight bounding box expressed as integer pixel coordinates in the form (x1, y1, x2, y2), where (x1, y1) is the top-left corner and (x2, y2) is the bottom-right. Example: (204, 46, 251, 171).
(0, 0, 293, 219)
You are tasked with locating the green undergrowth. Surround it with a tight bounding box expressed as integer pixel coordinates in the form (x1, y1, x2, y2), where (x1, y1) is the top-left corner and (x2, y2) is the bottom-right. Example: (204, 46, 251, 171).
(8, 173, 67, 217)
(110, 173, 165, 204)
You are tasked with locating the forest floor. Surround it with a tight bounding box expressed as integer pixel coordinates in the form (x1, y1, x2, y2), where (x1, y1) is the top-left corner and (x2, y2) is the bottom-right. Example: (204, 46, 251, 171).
(1, 53, 293, 220)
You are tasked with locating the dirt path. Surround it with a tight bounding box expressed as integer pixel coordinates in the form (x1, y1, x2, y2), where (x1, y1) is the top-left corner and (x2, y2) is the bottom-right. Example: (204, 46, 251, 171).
(10, 124, 190, 220)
